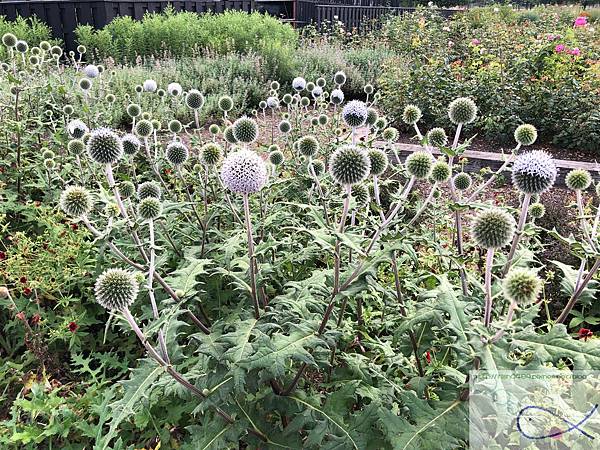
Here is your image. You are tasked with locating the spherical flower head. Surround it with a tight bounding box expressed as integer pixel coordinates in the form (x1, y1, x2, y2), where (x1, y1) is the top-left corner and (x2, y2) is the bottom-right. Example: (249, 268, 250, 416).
(166, 141, 189, 166)
(528, 202, 545, 219)
(42, 148, 55, 160)
(137, 181, 161, 200)
(316, 77, 326, 88)
(106, 93, 116, 103)
(224, 125, 238, 144)
(119, 181, 135, 199)
(270, 80, 280, 90)
(165, 120, 182, 135)
(431, 160, 451, 183)
(342, 100, 368, 128)
(218, 95, 234, 112)
(300, 97, 310, 107)
(448, 97, 477, 125)
(60, 186, 92, 218)
(402, 105, 422, 125)
(266, 96, 279, 109)
(221, 149, 268, 195)
(77, 45, 86, 54)
(135, 119, 154, 138)
(329, 89, 345, 106)
(269, 149, 284, 166)
(278, 120, 291, 134)
(472, 208, 516, 249)
(185, 89, 204, 110)
(405, 151, 433, 180)
(94, 268, 139, 311)
(374, 117, 388, 130)
(233, 116, 259, 144)
(329, 145, 371, 186)
(427, 127, 448, 148)
(67, 119, 89, 139)
(382, 127, 399, 142)
(167, 82, 182, 96)
(63, 104, 74, 116)
(453, 172, 472, 191)
(312, 159, 325, 177)
(200, 143, 223, 166)
(40, 41, 51, 51)
(259, 100, 267, 110)
(512, 150, 557, 194)
(151, 119, 161, 131)
(282, 93, 293, 105)
(29, 55, 39, 66)
(209, 124, 220, 135)
(363, 84, 374, 95)
(79, 78, 92, 91)
(50, 45, 62, 57)
(351, 184, 370, 207)
(122, 133, 141, 156)
(87, 128, 123, 164)
(368, 148, 388, 176)
(311, 86, 323, 99)
(297, 135, 319, 158)
(503, 268, 542, 305)
(126, 103, 141, 118)
(318, 114, 328, 126)
(15, 40, 28, 53)
(143, 79, 157, 93)
(83, 64, 99, 79)
(334, 71, 346, 86)
(137, 197, 162, 221)
(311, 117, 319, 127)
(565, 169, 592, 191)
(2, 33, 17, 48)
(292, 77, 306, 91)
(44, 158, 56, 170)
(514, 124, 537, 146)
(366, 108, 379, 127)
(67, 139, 85, 155)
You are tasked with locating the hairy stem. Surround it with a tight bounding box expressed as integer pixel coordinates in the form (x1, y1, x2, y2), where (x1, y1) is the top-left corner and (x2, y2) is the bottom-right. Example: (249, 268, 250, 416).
(483, 248, 495, 327)
(502, 193, 531, 276)
(243, 194, 260, 319)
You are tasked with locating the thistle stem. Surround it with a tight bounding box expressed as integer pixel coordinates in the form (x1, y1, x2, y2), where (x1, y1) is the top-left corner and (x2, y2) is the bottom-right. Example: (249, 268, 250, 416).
(556, 258, 600, 324)
(243, 194, 260, 319)
(483, 248, 495, 327)
(502, 193, 531, 276)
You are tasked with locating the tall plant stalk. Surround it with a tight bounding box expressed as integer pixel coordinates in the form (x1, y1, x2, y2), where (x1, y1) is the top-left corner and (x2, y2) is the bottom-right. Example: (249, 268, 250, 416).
(243, 194, 260, 319)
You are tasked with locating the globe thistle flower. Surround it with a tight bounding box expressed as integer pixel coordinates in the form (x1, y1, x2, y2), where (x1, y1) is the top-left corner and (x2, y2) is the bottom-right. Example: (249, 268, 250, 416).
(94, 268, 139, 311)
(122, 133, 141, 156)
(311, 86, 323, 99)
(266, 96, 279, 109)
(141, 112, 151, 121)
(50, 45, 62, 57)
(300, 97, 310, 107)
(364, 84, 374, 95)
(259, 100, 267, 110)
(126, 103, 141, 118)
(138, 181, 161, 200)
(502, 268, 542, 305)
(68, 139, 85, 155)
(221, 149, 268, 194)
(40, 41, 51, 51)
(329, 145, 371, 186)
(431, 160, 451, 183)
(60, 185, 92, 218)
(200, 143, 223, 166)
(528, 202, 545, 219)
(511, 150, 557, 194)
(207, 124, 219, 135)
(43, 158, 55, 170)
(233, 116, 259, 144)
(82, 64, 99, 79)
(318, 114, 328, 126)
(87, 128, 123, 164)
(151, 119, 161, 132)
(330, 88, 344, 105)
(405, 151, 433, 179)
(565, 169, 592, 191)
(135, 119, 154, 138)
(28, 55, 39, 66)
(514, 124, 538, 146)
(402, 105, 422, 125)
(67, 119, 89, 139)
(42, 148, 55, 160)
(366, 108, 379, 127)
(142, 79, 157, 93)
(278, 120, 292, 134)
(119, 181, 135, 199)
(2, 33, 17, 48)
(374, 117, 388, 130)
(316, 77, 326, 88)
(382, 127, 399, 142)
(312, 159, 325, 177)
(311, 117, 319, 127)
(218, 95, 234, 112)
(167, 119, 182, 134)
(77, 45, 86, 54)
(297, 135, 319, 158)
(185, 89, 204, 110)
(448, 97, 477, 125)
(269, 149, 284, 166)
(31, 46, 41, 56)
(342, 100, 368, 128)
(282, 93, 293, 105)
(166, 141, 189, 166)
(134, 85, 143, 94)
(334, 71, 346, 86)
(15, 40, 28, 53)
(62, 104, 74, 116)
(292, 77, 307, 91)
(453, 172, 472, 191)
(137, 197, 162, 221)
(167, 82, 182, 96)
(368, 148, 388, 176)
(427, 127, 448, 148)
(106, 93, 116, 103)
(224, 125, 238, 144)
(79, 78, 92, 91)
(306, 82, 315, 92)
(270, 80, 280, 90)
(472, 208, 516, 249)
(351, 184, 370, 207)
(156, 89, 165, 98)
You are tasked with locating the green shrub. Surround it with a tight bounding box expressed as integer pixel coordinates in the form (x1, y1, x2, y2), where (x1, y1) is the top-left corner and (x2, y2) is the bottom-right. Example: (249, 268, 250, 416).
(0, 15, 57, 58)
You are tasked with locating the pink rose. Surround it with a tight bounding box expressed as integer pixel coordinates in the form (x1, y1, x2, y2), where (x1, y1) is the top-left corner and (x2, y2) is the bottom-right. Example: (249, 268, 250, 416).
(570, 47, 580, 56)
(574, 16, 587, 27)
(555, 44, 565, 53)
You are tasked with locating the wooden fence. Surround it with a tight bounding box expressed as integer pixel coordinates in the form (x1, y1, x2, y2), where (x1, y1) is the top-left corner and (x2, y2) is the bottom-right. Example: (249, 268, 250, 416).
(0, 0, 254, 51)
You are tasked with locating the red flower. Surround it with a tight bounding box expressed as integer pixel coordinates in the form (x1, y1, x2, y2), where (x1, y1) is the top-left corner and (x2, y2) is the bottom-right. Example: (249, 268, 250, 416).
(68, 321, 78, 333)
(70, 223, 78, 231)
(425, 351, 432, 364)
(34, 201, 41, 207)
(578, 328, 593, 341)
(0, 251, 5, 260)
(23, 287, 32, 296)
(16, 311, 26, 321)
(19, 276, 27, 284)
(31, 313, 41, 326)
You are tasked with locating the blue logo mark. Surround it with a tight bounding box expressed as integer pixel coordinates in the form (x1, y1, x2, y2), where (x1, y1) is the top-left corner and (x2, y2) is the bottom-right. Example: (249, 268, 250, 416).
(516, 404, 598, 440)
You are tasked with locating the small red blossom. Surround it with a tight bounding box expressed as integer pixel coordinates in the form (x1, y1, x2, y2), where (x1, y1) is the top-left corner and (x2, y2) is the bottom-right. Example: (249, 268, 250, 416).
(425, 351, 432, 364)
(34, 201, 41, 207)
(578, 328, 593, 341)
(68, 321, 79, 333)
(70, 223, 78, 231)
(23, 287, 32, 296)
(19, 276, 27, 284)
(16, 311, 26, 321)
(164, 168, 172, 175)
(30, 313, 41, 326)
(0, 251, 5, 260)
